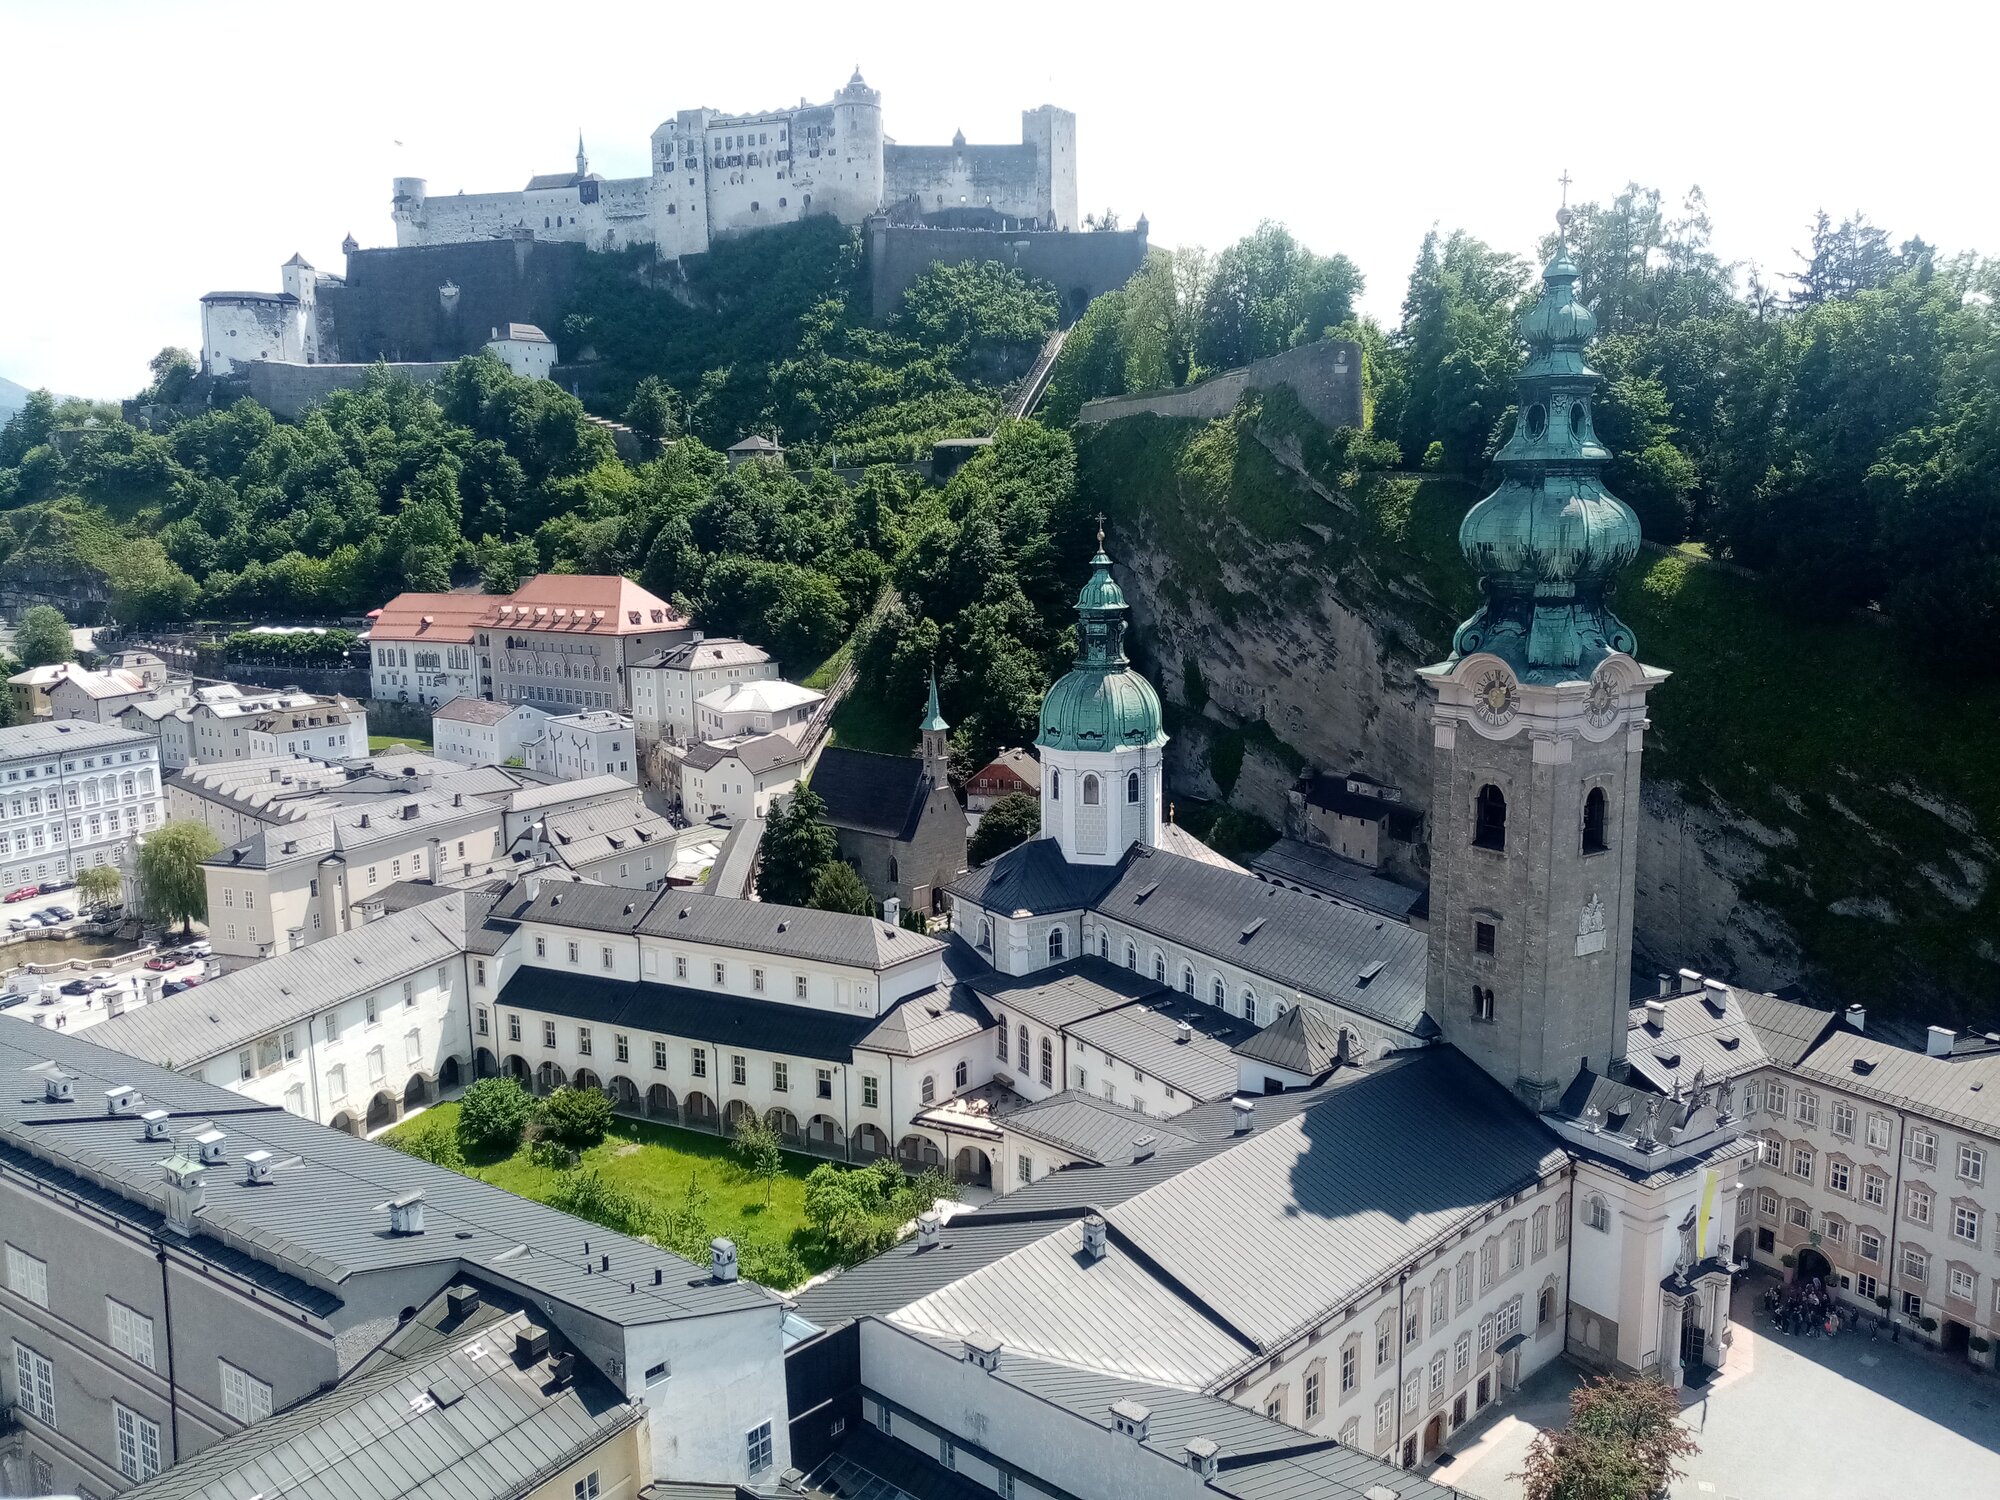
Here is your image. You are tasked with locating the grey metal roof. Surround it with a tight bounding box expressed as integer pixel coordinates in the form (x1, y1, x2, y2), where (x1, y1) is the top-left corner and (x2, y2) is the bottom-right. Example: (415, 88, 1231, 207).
(635, 636, 771, 671)
(87, 898, 474, 1067)
(1247, 837, 1428, 920)
(861, 982, 993, 1058)
(211, 792, 498, 870)
(1622, 983, 1777, 1094)
(0, 718, 156, 759)
(679, 727, 810, 774)
(0, 1023, 774, 1323)
(1152, 822, 1245, 872)
(1235, 1002, 1345, 1078)
(433, 697, 528, 725)
(1737, 988, 1838, 1068)
(790, 1209, 1083, 1330)
(1092, 847, 1432, 1036)
(121, 1305, 638, 1500)
(530, 794, 680, 871)
(499, 774, 636, 813)
(994, 1090, 1200, 1164)
(497, 966, 879, 1065)
(813, 746, 931, 841)
(968, 956, 1161, 1031)
(1064, 996, 1251, 1100)
(1792, 1028, 2000, 1138)
(702, 814, 763, 899)
(948, 837, 1119, 916)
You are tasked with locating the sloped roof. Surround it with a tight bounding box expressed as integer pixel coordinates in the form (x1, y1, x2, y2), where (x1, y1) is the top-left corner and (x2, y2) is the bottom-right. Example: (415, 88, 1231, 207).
(792, 1210, 1083, 1331)
(434, 697, 539, 726)
(491, 322, 550, 343)
(814, 746, 931, 841)
(702, 814, 763, 899)
(87, 898, 475, 1067)
(1792, 1027, 2000, 1138)
(48, 666, 149, 700)
(0, 719, 156, 758)
(1622, 983, 1778, 1094)
(1235, 1002, 1346, 1078)
(949, 837, 1120, 916)
(636, 636, 772, 671)
(1152, 821, 1245, 872)
(1247, 836, 1428, 920)
(967, 956, 1161, 1031)
(369, 590, 491, 644)
(1737, 988, 1839, 1068)
(680, 726, 811, 775)
(696, 679, 823, 716)
(529, 795, 679, 872)
(1064, 996, 1251, 1099)
(490, 574, 686, 635)
(995, 1090, 1201, 1164)
(973, 746, 1040, 790)
(860, 980, 993, 1058)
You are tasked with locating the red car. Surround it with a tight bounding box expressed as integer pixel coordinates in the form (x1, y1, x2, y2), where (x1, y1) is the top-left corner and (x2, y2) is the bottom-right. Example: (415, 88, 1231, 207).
(5, 886, 38, 905)
(144, 955, 180, 971)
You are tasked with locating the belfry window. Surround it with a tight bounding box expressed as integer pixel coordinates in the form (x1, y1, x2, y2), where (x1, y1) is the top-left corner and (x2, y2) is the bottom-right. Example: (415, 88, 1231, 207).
(1581, 787, 1609, 853)
(1473, 986, 1495, 1022)
(1474, 785, 1507, 851)
(1082, 775, 1101, 806)
(1126, 771, 1141, 804)
(1050, 770, 1061, 801)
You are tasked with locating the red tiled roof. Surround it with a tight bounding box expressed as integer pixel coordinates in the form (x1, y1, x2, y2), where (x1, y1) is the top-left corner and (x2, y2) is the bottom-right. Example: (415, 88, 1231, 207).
(371, 577, 689, 643)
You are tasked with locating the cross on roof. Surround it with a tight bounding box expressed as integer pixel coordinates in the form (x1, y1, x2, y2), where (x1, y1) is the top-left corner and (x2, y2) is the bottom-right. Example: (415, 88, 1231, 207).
(1094, 511, 1107, 546)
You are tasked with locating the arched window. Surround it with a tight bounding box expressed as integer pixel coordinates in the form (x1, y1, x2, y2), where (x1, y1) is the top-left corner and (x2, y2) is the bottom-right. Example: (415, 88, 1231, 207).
(1181, 963, 1195, 995)
(1586, 1195, 1611, 1233)
(977, 917, 992, 950)
(1017, 1025, 1029, 1074)
(955, 1060, 968, 1088)
(1126, 771, 1141, 805)
(1039, 1037, 1053, 1086)
(888, 855, 900, 884)
(1124, 941, 1137, 970)
(1048, 926, 1066, 961)
(996, 1013, 1009, 1061)
(1082, 775, 1101, 806)
(1212, 977, 1226, 1007)
(1474, 784, 1508, 851)
(1242, 990, 1258, 1025)
(921, 1074, 936, 1105)
(1051, 770, 1061, 802)
(1473, 986, 1495, 1022)
(1098, 931, 1110, 957)
(1153, 952, 1166, 983)
(1581, 786, 1608, 853)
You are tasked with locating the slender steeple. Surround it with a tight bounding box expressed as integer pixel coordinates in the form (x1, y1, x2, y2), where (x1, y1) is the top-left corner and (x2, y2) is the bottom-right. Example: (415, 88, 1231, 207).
(576, 131, 588, 177)
(919, 671, 950, 785)
(921, 671, 948, 733)
(1445, 192, 1641, 681)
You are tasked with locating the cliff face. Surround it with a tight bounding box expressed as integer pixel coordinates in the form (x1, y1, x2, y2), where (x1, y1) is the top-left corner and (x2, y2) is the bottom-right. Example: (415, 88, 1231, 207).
(1077, 393, 2000, 1024)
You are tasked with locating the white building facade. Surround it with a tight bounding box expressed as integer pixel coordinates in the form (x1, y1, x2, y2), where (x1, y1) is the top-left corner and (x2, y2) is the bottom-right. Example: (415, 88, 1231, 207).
(0, 721, 164, 893)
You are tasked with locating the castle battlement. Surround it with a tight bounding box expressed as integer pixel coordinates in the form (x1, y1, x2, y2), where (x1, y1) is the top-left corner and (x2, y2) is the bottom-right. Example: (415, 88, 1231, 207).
(390, 69, 1077, 260)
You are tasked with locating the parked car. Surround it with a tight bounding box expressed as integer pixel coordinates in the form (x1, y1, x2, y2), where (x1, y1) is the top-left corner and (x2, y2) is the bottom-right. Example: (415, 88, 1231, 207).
(38, 879, 71, 895)
(85, 975, 117, 991)
(21, 915, 49, 929)
(144, 955, 180, 971)
(0, 992, 29, 1010)
(34, 908, 66, 924)
(59, 978, 93, 996)
(5, 885, 39, 904)
(183, 940, 212, 957)
(46, 905, 75, 921)
(6, 918, 28, 933)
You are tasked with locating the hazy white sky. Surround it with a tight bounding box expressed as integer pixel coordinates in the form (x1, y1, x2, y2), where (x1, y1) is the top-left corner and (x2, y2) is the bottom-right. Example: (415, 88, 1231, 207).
(4, 0, 1993, 398)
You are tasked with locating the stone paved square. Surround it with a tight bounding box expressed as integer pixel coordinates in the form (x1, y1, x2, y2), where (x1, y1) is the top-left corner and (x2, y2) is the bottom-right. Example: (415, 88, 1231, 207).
(1445, 1280, 2000, 1500)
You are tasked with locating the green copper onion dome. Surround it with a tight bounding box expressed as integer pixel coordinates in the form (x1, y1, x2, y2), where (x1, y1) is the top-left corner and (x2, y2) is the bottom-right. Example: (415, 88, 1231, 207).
(1448, 222, 1642, 679)
(1037, 531, 1166, 753)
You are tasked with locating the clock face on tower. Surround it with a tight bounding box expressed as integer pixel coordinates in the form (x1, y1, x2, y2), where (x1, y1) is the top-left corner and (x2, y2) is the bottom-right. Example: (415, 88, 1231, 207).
(1585, 671, 1619, 728)
(1472, 667, 1518, 727)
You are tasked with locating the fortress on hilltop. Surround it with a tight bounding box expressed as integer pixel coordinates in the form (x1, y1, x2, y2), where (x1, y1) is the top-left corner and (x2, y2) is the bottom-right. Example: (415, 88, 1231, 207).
(392, 68, 1080, 257)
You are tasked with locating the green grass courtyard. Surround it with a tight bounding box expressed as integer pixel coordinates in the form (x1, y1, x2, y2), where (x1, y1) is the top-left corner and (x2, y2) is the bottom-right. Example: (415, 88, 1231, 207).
(386, 1100, 847, 1289)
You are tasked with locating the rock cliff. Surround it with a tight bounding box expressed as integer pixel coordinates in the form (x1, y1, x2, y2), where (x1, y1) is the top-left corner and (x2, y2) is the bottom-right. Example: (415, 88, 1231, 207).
(1076, 391, 2000, 1024)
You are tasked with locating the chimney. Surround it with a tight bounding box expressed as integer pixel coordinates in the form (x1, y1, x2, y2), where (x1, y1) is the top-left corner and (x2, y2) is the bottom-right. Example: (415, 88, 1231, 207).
(1232, 1098, 1255, 1135)
(1644, 999, 1669, 1031)
(524, 873, 542, 901)
(1657, 973, 1674, 997)
(43, 1071, 75, 1104)
(1701, 978, 1730, 1013)
(1132, 1134, 1157, 1163)
(1845, 1003, 1866, 1033)
(1927, 1025, 1955, 1057)
(549, 1351, 576, 1387)
(243, 1149, 275, 1184)
(1184, 1438, 1219, 1477)
(192, 1126, 226, 1164)
(160, 1155, 206, 1235)
(711, 1236, 739, 1282)
(403, 802, 421, 820)
(963, 1333, 1002, 1372)
(141, 1108, 171, 1141)
(1109, 1399, 1151, 1442)
(358, 812, 371, 829)
(916, 1210, 942, 1250)
(385, 1189, 426, 1235)
(105, 1085, 142, 1117)
(882, 896, 901, 927)
(1677, 967, 1702, 992)
(514, 1325, 550, 1364)
(1175, 1020, 1192, 1045)
(1081, 1213, 1108, 1261)
(446, 1283, 481, 1319)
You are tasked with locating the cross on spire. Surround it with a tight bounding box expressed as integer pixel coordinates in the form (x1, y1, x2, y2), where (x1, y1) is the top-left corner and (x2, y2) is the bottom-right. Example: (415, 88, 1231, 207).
(1094, 511, 1107, 546)
(1556, 169, 1575, 245)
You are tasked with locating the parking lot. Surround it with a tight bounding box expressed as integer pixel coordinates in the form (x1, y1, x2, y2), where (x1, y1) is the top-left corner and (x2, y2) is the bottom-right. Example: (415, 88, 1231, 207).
(0, 882, 212, 1033)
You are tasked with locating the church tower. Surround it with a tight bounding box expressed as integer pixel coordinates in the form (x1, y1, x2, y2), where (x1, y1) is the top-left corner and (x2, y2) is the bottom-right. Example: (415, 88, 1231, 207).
(1421, 204, 1669, 1112)
(1037, 526, 1166, 865)
(920, 670, 951, 787)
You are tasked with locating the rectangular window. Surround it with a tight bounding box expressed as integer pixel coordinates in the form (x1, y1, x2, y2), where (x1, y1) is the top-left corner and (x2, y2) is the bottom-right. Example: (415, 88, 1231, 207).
(644, 1360, 670, 1386)
(402, 978, 414, 1007)
(1456, 1255, 1472, 1309)
(574, 1474, 601, 1500)
(1864, 1173, 1886, 1207)
(1788, 1202, 1810, 1230)
(1018, 1153, 1034, 1184)
(601, 946, 614, 971)
(653, 1039, 668, 1070)
(1340, 1343, 1356, 1393)
(1454, 1331, 1471, 1373)
(1903, 1247, 1927, 1281)
(1496, 1296, 1523, 1339)
(508, 1014, 522, 1042)
(1768, 1082, 1787, 1116)
(1911, 1129, 1938, 1167)
(731, 1054, 746, 1086)
(14, 1342, 55, 1423)
(817, 1067, 833, 1099)
(1955, 1204, 1981, 1243)
(713, 961, 727, 986)
(475, 959, 487, 985)
(5, 1245, 48, 1307)
(753, 967, 765, 992)
(476, 1006, 489, 1036)
(535, 936, 547, 958)
(107, 1300, 155, 1369)
(675, 955, 688, 980)
(1908, 1187, 1933, 1226)
(567, 942, 580, 964)
(1961, 1144, 1985, 1184)
(1474, 921, 1495, 955)
(863, 1074, 878, 1108)
(543, 1020, 558, 1049)
(1951, 1266, 1978, 1302)
(1793, 1145, 1815, 1179)
(746, 1421, 774, 1474)
(405, 1029, 421, 1065)
(1829, 1160, 1850, 1193)
(1859, 1230, 1883, 1262)
(1831, 1100, 1855, 1139)
(578, 1026, 593, 1056)
(366, 996, 378, 1025)
(1304, 1369, 1321, 1419)
(1797, 1091, 1818, 1126)
(116, 1403, 162, 1481)
(1478, 1315, 1494, 1354)
(615, 1034, 630, 1063)
(220, 1360, 272, 1423)
(691, 1047, 707, 1078)
(1856, 1271, 1878, 1300)
(773, 1061, 789, 1092)
(794, 974, 809, 1000)
(1375, 1392, 1392, 1437)
(1867, 1113, 1891, 1151)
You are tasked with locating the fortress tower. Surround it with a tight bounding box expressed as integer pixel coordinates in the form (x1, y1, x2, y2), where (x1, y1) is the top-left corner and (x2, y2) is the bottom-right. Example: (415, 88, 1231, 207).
(822, 67, 885, 223)
(1022, 105, 1078, 231)
(390, 177, 428, 247)
(1420, 206, 1669, 1111)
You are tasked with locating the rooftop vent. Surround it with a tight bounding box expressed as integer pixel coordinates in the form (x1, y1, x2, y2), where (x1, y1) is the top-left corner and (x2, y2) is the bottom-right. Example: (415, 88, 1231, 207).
(427, 1375, 464, 1408)
(105, 1085, 142, 1117)
(515, 1325, 550, 1364)
(1185, 1438, 1219, 1477)
(916, 1211, 942, 1250)
(192, 1126, 226, 1164)
(243, 1148, 275, 1185)
(549, 1351, 576, 1387)
(1677, 967, 1702, 991)
(445, 1283, 481, 1319)
(1132, 1134, 1157, 1163)
(1240, 917, 1266, 942)
(1845, 1003, 1866, 1032)
(1853, 1057, 1876, 1076)
(1701, 978, 1730, 1014)
(1110, 1399, 1151, 1441)
(1643, 998, 1669, 1031)
(1133, 881, 1159, 903)
(402, 802, 421, 820)
(1928, 1025, 1955, 1057)
(1232, 1098, 1256, 1135)
(963, 1333, 1002, 1372)
(140, 1108, 171, 1141)
(1175, 1020, 1192, 1045)
(1082, 1213, 1108, 1261)
(385, 1189, 425, 1235)
(358, 813, 371, 829)
(711, 1236, 739, 1282)
(280, 840, 297, 855)
(42, 1071, 75, 1104)
(1657, 973, 1674, 996)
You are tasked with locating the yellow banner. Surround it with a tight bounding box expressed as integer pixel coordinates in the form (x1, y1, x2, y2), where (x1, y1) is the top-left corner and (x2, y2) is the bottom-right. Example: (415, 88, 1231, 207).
(1696, 1166, 1718, 1258)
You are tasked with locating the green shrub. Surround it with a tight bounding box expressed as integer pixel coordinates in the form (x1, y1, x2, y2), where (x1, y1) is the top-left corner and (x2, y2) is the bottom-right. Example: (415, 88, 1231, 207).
(536, 1086, 614, 1150)
(529, 1139, 579, 1171)
(387, 1114, 463, 1170)
(456, 1076, 534, 1153)
(546, 1170, 652, 1237)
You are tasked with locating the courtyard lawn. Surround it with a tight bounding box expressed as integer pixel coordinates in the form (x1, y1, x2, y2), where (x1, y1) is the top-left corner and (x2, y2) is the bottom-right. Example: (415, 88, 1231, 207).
(386, 1100, 836, 1287)
(368, 733, 433, 754)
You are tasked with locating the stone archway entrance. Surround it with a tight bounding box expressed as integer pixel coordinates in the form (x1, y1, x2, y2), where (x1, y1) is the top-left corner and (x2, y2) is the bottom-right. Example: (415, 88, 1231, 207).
(1795, 1246, 1833, 1285)
(1422, 1413, 1445, 1459)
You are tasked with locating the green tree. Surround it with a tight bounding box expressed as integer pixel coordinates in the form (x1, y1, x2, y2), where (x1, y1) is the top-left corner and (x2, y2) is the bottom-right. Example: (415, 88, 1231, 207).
(13, 605, 73, 668)
(0, 389, 57, 469)
(457, 1076, 535, 1153)
(757, 786, 839, 907)
(970, 792, 1041, 865)
(535, 1085, 614, 1150)
(134, 820, 219, 935)
(1515, 1376, 1698, 1500)
(808, 860, 874, 916)
(733, 1108, 786, 1205)
(623, 375, 678, 442)
(1381, 228, 1529, 470)
(75, 864, 123, 912)
(1195, 221, 1363, 372)
(143, 348, 198, 404)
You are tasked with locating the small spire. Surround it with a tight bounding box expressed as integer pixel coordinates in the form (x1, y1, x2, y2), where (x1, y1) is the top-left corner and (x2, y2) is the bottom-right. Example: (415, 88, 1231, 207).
(920, 670, 949, 733)
(1555, 168, 1574, 249)
(576, 131, 588, 176)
